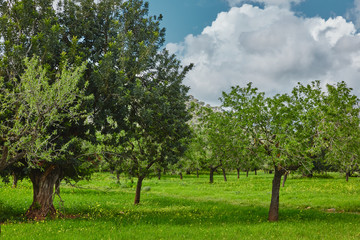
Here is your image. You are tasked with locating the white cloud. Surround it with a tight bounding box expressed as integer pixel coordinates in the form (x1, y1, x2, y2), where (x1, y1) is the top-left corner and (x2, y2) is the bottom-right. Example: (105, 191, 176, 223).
(168, 4, 360, 105)
(226, 0, 304, 9)
(347, 0, 360, 29)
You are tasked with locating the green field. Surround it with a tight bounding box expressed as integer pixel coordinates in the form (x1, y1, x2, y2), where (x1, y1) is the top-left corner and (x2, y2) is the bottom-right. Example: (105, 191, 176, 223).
(1, 172, 359, 240)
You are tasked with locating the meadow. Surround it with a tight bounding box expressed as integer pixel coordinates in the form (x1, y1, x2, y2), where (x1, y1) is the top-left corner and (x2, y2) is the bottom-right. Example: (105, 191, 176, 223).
(0, 172, 359, 240)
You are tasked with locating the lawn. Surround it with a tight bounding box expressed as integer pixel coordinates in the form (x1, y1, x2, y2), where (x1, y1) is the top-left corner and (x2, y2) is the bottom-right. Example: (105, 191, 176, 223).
(0, 172, 359, 239)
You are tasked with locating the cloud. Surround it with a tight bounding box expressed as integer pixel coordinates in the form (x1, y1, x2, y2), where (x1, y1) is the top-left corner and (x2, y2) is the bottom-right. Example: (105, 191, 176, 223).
(225, 0, 304, 9)
(347, 0, 360, 29)
(167, 4, 360, 105)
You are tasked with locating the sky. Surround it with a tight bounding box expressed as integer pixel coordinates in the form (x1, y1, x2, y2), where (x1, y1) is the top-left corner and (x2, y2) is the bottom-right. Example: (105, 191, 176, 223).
(148, 0, 360, 106)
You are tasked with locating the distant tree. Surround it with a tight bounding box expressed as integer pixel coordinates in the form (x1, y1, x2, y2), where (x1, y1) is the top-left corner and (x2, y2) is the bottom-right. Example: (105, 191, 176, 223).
(312, 82, 360, 181)
(192, 105, 232, 183)
(181, 126, 208, 178)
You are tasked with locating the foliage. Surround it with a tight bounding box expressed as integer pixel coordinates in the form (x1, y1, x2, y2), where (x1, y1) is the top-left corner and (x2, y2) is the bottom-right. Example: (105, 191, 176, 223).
(0, 56, 88, 172)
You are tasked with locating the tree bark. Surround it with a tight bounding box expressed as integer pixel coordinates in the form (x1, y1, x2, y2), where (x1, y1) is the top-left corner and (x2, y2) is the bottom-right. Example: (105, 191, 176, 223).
(12, 172, 18, 188)
(157, 169, 161, 180)
(246, 169, 249, 177)
(209, 168, 214, 184)
(196, 169, 199, 178)
(116, 172, 120, 183)
(346, 172, 350, 182)
(25, 165, 60, 220)
(254, 168, 257, 175)
(134, 176, 144, 205)
(55, 177, 61, 196)
(236, 168, 240, 179)
(282, 172, 288, 187)
(179, 172, 183, 180)
(222, 168, 227, 182)
(268, 166, 286, 222)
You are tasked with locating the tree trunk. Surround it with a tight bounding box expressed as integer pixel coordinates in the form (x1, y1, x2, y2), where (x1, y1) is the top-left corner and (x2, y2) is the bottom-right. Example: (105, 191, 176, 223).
(246, 169, 249, 177)
(116, 172, 120, 183)
(186, 170, 191, 175)
(134, 176, 144, 205)
(12, 172, 18, 188)
(179, 172, 183, 180)
(157, 169, 161, 180)
(237, 168, 240, 179)
(25, 165, 60, 220)
(282, 172, 288, 187)
(346, 172, 350, 182)
(268, 167, 285, 222)
(254, 168, 257, 175)
(222, 168, 227, 182)
(55, 177, 61, 196)
(196, 169, 199, 178)
(209, 168, 214, 184)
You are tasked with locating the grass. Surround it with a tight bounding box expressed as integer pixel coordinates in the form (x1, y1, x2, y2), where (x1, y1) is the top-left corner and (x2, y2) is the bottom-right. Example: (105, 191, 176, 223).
(0, 172, 360, 239)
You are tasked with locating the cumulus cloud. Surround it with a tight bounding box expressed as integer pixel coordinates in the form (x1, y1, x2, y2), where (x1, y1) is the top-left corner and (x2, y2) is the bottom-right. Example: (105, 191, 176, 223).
(225, 0, 304, 9)
(168, 4, 360, 105)
(347, 0, 360, 29)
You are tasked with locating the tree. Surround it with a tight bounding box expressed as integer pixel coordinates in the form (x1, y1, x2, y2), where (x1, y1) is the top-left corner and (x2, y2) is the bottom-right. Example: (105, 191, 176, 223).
(0, 0, 105, 219)
(0, 57, 88, 219)
(312, 81, 360, 181)
(106, 49, 192, 204)
(72, 0, 193, 205)
(222, 82, 322, 221)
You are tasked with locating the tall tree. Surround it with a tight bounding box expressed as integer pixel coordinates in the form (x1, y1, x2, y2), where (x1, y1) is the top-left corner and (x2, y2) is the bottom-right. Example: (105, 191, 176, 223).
(107, 49, 193, 204)
(73, 0, 193, 204)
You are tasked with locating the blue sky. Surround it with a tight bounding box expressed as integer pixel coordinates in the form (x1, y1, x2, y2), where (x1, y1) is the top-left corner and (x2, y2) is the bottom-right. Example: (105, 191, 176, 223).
(148, 0, 360, 105)
(149, 0, 356, 44)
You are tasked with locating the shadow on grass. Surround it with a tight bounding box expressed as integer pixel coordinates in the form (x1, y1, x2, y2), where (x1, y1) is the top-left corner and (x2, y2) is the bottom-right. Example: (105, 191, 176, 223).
(0, 201, 26, 223)
(1, 185, 359, 227)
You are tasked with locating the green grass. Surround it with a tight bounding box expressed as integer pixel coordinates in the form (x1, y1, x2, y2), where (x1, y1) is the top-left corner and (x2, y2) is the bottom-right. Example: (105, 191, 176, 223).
(1, 172, 360, 239)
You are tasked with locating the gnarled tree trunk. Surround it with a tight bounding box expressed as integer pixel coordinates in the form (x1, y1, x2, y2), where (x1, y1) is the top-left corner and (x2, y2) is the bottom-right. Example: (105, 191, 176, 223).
(26, 165, 60, 220)
(134, 176, 144, 205)
(268, 166, 286, 222)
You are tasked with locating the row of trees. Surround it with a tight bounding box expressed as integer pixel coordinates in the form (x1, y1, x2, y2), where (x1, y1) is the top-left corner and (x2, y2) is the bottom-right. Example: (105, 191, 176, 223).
(1, 0, 358, 225)
(0, 0, 192, 220)
(182, 81, 360, 221)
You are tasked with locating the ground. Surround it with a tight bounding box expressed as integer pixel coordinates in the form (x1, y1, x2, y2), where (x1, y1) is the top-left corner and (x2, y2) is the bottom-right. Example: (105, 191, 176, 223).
(0, 172, 359, 239)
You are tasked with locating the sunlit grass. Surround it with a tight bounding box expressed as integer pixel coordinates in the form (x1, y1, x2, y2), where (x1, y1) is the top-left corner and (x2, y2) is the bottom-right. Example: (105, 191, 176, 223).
(1, 172, 360, 239)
